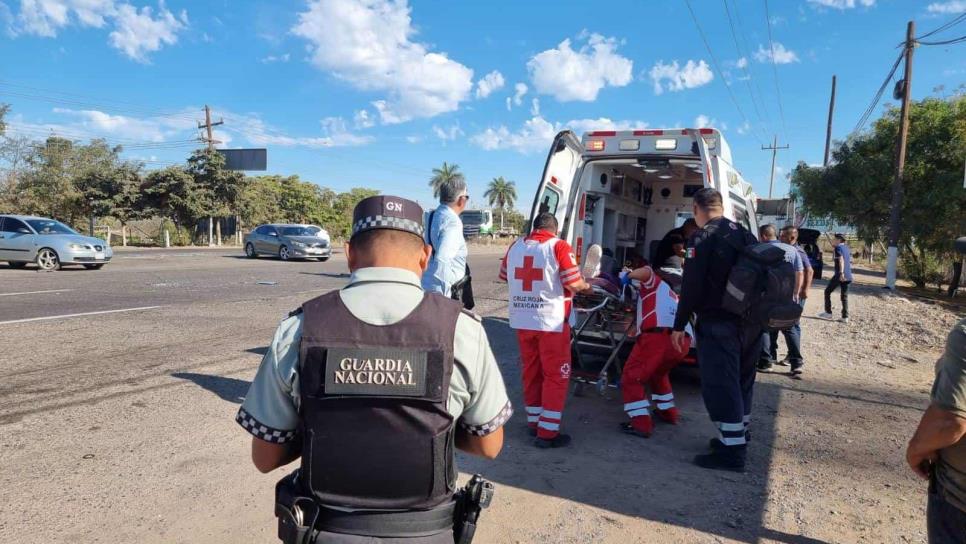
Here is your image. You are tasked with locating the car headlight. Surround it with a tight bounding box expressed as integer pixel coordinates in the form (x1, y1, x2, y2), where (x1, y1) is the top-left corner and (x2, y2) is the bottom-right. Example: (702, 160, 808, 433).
(292, 241, 306, 248)
(69, 243, 88, 250)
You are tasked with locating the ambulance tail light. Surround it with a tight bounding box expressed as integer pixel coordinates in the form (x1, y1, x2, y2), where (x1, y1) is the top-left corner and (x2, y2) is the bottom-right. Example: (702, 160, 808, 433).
(655, 138, 677, 150)
(619, 139, 640, 151)
(588, 131, 616, 137)
(586, 140, 605, 152)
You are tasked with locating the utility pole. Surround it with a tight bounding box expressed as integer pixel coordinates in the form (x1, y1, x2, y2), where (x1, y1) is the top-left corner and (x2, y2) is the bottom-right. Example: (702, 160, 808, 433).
(762, 135, 790, 198)
(824, 75, 837, 167)
(198, 105, 224, 246)
(198, 104, 223, 150)
(885, 21, 915, 290)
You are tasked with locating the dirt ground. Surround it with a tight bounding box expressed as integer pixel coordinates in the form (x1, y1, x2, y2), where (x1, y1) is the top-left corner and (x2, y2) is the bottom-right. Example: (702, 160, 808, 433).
(0, 248, 959, 543)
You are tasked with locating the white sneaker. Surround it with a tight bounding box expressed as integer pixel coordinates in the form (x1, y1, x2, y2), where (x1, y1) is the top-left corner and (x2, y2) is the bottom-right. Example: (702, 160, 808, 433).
(839, 317, 850, 324)
(817, 312, 833, 319)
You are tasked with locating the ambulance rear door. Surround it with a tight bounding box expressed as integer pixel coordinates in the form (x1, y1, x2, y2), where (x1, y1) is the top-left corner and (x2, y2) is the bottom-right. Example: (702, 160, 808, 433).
(529, 130, 584, 238)
(686, 128, 717, 190)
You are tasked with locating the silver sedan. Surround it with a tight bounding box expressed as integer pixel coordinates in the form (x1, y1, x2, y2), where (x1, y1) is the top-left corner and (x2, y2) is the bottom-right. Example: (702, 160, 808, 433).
(243, 224, 332, 261)
(0, 214, 113, 271)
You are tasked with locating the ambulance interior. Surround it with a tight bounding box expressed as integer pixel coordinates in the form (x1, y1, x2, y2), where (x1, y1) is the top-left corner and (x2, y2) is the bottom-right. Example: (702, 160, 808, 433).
(575, 156, 707, 269)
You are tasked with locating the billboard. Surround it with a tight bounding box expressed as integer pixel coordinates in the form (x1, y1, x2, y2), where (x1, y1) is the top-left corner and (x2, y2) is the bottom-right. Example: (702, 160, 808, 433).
(217, 148, 267, 171)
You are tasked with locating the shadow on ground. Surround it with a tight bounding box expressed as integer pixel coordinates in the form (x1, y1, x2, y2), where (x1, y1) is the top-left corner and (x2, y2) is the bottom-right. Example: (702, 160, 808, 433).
(171, 372, 250, 404)
(460, 317, 830, 544)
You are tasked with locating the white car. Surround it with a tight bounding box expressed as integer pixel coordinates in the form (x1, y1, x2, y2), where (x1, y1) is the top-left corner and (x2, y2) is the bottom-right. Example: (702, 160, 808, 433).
(0, 214, 113, 270)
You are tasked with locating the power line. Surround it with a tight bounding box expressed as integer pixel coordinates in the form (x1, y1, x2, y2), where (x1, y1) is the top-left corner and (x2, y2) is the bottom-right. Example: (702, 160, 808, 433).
(0, 80, 199, 121)
(5, 123, 199, 148)
(915, 13, 966, 41)
(729, 0, 774, 128)
(849, 51, 904, 136)
(918, 34, 966, 46)
(763, 0, 788, 140)
(722, 0, 771, 139)
(683, 0, 763, 145)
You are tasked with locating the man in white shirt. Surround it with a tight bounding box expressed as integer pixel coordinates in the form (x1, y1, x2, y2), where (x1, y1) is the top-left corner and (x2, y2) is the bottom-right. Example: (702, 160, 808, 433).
(423, 178, 469, 297)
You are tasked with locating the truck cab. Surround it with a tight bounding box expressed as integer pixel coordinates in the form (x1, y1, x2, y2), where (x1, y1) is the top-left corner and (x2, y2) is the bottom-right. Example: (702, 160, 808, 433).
(529, 128, 759, 268)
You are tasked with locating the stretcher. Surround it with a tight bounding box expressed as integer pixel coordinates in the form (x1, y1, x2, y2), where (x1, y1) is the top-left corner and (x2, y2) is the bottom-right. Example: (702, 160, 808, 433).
(570, 278, 638, 398)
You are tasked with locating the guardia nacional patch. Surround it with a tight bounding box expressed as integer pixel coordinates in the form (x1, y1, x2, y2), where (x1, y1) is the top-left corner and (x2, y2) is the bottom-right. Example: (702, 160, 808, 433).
(324, 347, 428, 397)
(686, 248, 696, 259)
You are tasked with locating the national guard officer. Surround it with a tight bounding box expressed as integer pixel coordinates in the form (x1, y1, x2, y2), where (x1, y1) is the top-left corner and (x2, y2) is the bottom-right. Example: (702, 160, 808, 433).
(236, 195, 512, 543)
(671, 188, 761, 473)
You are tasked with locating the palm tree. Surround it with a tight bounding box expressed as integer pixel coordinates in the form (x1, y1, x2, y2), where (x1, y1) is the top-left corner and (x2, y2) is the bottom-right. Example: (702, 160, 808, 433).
(484, 176, 517, 229)
(428, 162, 465, 200)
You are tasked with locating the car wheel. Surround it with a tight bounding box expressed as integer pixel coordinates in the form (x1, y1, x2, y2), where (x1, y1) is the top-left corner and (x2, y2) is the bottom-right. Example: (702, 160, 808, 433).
(7, 261, 27, 269)
(83, 264, 104, 270)
(36, 248, 61, 271)
(245, 243, 258, 258)
(278, 245, 290, 261)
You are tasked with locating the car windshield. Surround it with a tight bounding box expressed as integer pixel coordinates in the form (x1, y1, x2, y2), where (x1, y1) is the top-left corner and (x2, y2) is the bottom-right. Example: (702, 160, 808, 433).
(26, 219, 76, 235)
(280, 226, 314, 236)
(460, 211, 486, 226)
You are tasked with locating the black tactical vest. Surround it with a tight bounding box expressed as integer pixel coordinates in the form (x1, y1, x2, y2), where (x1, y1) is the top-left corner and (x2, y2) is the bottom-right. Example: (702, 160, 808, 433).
(297, 290, 462, 510)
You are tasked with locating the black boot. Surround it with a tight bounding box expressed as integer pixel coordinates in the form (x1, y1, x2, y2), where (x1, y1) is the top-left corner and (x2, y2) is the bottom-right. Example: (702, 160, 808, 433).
(694, 446, 747, 473)
(535, 433, 572, 449)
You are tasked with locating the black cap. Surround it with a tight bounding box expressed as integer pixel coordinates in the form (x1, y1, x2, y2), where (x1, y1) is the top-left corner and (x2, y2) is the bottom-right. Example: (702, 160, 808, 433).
(351, 195, 425, 240)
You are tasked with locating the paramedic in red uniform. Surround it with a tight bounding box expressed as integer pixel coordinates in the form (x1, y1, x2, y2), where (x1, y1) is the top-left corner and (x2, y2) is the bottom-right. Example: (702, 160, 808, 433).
(620, 265, 693, 437)
(500, 212, 592, 449)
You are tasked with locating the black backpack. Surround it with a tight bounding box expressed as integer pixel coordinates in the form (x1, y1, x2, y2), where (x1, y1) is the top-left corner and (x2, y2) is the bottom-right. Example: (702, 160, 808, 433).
(712, 226, 803, 330)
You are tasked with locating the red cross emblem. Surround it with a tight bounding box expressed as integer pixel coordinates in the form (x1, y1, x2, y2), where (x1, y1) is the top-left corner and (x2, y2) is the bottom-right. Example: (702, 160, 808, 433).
(514, 256, 543, 292)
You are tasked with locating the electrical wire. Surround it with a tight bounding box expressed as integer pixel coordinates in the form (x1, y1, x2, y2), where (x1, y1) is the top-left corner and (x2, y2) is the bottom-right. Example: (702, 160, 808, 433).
(918, 34, 966, 46)
(683, 0, 764, 145)
(763, 0, 788, 140)
(0, 80, 200, 121)
(915, 13, 966, 41)
(849, 50, 904, 136)
(722, 0, 771, 140)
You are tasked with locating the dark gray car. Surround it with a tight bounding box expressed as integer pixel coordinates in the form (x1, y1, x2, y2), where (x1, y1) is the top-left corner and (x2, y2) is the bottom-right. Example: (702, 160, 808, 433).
(243, 224, 332, 261)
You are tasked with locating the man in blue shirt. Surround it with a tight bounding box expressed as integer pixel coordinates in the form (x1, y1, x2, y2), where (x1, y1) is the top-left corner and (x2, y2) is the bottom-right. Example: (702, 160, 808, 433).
(774, 226, 814, 375)
(423, 178, 469, 297)
(757, 224, 805, 372)
(818, 233, 853, 324)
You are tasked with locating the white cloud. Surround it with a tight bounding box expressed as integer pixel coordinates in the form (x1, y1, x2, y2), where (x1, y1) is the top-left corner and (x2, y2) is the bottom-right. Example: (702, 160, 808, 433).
(694, 115, 717, 129)
(432, 123, 463, 142)
(649, 59, 714, 95)
(927, 1, 966, 13)
(6, 0, 186, 61)
(475, 70, 505, 99)
(108, 3, 188, 62)
(261, 53, 290, 63)
(528, 32, 633, 102)
(505, 97, 512, 111)
(736, 120, 751, 135)
(736, 57, 748, 69)
(470, 116, 646, 153)
(228, 113, 372, 148)
(807, 0, 875, 9)
(471, 116, 557, 153)
(405, 135, 422, 144)
(353, 109, 375, 129)
(50, 107, 194, 142)
(754, 42, 799, 64)
(530, 98, 540, 116)
(512, 82, 527, 105)
(291, 0, 474, 124)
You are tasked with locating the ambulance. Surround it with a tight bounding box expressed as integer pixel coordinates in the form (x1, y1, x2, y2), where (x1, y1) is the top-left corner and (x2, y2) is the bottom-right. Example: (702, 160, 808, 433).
(528, 128, 758, 266)
(527, 128, 759, 369)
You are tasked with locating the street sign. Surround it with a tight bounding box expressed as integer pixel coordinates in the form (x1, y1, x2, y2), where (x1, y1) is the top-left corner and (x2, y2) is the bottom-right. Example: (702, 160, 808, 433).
(217, 148, 267, 171)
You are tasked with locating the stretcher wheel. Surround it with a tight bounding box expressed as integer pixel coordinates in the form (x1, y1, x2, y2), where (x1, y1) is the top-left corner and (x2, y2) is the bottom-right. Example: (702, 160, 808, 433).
(596, 376, 609, 396)
(572, 381, 586, 397)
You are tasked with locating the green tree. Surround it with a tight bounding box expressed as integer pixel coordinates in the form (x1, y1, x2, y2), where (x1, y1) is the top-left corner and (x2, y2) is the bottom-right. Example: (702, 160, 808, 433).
(484, 176, 516, 229)
(791, 93, 966, 286)
(428, 162, 464, 199)
(186, 148, 248, 241)
(142, 166, 205, 233)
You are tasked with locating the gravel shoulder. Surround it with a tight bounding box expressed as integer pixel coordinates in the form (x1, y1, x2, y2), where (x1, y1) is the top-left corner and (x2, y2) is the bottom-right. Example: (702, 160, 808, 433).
(0, 254, 958, 543)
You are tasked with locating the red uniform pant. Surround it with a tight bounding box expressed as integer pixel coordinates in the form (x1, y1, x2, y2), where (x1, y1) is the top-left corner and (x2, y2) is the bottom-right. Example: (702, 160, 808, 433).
(516, 323, 571, 439)
(621, 332, 691, 430)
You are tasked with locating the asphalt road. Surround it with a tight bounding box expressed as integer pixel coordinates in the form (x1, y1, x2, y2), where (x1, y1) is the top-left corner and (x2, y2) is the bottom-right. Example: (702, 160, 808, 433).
(0, 246, 939, 543)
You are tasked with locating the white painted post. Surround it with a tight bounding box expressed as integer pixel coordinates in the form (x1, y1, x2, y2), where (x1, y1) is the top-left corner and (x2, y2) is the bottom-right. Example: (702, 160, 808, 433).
(164, 229, 171, 248)
(106, 226, 112, 244)
(122, 225, 128, 247)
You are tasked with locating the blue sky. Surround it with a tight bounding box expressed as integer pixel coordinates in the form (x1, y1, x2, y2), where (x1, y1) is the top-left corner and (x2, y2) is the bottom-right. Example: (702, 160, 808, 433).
(2, 0, 965, 211)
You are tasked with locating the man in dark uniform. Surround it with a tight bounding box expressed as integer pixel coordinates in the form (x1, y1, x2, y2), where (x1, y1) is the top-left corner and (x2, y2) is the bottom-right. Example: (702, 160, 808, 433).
(236, 195, 512, 543)
(671, 188, 761, 473)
